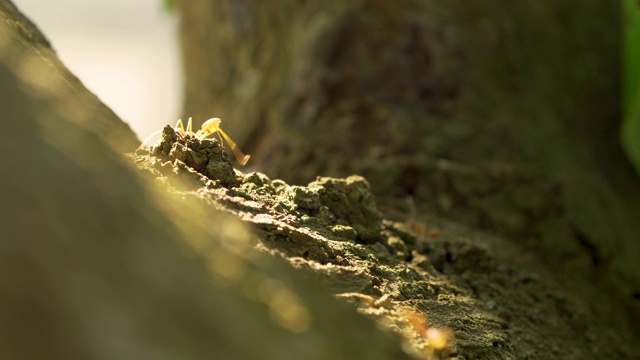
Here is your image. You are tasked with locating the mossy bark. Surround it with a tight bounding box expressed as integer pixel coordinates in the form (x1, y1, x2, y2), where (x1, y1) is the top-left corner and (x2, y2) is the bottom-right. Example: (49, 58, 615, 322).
(177, 0, 640, 309)
(3, 0, 637, 358)
(177, 0, 640, 355)
(0, 1, 413, 359)
(131, 129, 640, 358)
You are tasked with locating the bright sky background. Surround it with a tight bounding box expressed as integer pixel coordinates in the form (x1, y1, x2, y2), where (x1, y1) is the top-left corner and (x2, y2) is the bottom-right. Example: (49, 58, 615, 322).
(12, 0, 182, 140)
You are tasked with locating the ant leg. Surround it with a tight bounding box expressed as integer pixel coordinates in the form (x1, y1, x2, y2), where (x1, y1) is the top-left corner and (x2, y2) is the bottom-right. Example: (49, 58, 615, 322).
(175, 119, 186, 136)
(186, 117, 193, 135)
(217, 127, 251, 166)
(195, 118, 250, 165)
(139, 129, 162, 149)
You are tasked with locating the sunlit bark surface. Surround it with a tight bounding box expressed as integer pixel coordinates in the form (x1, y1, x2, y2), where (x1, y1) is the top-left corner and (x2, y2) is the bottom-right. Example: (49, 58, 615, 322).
(178, 0, 640, 354)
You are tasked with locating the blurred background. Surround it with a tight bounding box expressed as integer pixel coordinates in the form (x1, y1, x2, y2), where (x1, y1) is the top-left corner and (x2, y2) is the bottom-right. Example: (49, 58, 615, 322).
(12, 0, 180, 140)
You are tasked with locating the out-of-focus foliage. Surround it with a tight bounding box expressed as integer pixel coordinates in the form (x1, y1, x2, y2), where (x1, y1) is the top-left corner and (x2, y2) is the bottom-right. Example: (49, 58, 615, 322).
(162, 0, 176, 13)
(623, 0, 640, 176)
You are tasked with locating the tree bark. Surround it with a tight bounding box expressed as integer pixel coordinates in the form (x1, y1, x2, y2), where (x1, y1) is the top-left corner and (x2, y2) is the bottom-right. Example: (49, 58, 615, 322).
(2, 0, 636, 357)
(177, 0, 640, 356)
(177, 0, 640, 307)
(0, 1, 412, 359)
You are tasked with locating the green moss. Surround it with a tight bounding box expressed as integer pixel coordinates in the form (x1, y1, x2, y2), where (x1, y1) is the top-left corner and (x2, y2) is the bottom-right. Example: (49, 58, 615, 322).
(130, 124, 640, 359)
(280, 185, 321, 212)
(309, 176, 382, 244)
(146, 125, 238, 187)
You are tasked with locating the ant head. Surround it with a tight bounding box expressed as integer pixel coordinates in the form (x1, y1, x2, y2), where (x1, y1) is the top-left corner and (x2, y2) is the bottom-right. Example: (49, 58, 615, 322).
(202, 118, 221, 131)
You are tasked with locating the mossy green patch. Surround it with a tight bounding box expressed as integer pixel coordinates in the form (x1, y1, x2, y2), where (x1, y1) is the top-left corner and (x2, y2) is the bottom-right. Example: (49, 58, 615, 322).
(141, 125, 238, 187)
(131, 132, 640, 360)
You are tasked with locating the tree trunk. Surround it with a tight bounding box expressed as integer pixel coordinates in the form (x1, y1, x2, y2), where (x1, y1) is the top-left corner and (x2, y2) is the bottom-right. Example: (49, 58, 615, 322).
(0, 1, 412, 359)
(177, 0, 640, 356)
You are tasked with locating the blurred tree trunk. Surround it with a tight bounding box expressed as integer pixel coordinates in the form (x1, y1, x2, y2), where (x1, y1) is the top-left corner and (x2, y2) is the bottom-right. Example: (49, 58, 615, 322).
(177, 0, 640, 324)
(0, 1, 413, 359)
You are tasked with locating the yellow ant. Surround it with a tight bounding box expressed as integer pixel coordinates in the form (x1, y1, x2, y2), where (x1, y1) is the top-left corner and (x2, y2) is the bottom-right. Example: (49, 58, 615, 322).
(140, 117, 250, 166)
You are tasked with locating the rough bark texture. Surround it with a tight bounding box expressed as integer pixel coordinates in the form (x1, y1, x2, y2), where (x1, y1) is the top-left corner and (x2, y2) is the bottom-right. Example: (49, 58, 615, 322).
(4, 0, 640, 358)
(131, 128, 640, 359)
(176, 0, 640, 357)
(0, 1, 412, 359)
